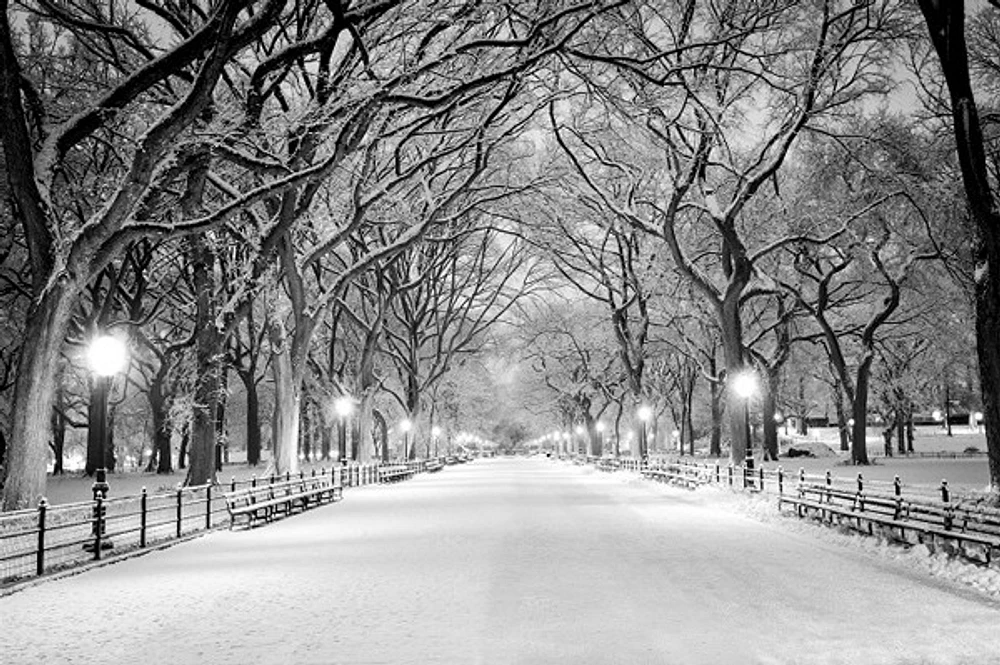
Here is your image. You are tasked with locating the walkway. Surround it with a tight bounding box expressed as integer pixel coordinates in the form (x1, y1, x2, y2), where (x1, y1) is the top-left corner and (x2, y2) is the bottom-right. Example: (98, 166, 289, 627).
(2, 458, 999, 664)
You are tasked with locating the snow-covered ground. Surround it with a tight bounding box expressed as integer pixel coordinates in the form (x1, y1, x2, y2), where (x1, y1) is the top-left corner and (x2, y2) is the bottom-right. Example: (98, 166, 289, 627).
(3, 458, 1000, 664)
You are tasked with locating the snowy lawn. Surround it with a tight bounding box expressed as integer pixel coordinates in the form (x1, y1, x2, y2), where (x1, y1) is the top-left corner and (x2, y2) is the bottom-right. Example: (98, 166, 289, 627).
(3, 458, 1000, 665)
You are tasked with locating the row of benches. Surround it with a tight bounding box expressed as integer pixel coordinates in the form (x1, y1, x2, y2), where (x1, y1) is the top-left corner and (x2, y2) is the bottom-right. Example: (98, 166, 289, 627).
(224, 463, 436, 529)
(778, 480, 1000, 564)
(224, 475, 343, 529)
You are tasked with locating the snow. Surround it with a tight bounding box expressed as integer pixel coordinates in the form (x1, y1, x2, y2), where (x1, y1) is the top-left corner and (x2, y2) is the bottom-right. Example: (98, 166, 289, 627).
(4, 458, 1000, 664)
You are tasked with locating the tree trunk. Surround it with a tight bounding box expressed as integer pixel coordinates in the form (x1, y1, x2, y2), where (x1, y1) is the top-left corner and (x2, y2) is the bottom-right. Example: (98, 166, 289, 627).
(185, 235, 221, 487)
(832, 384, 850, 453)
(270, 336, 300, 476)
(50, 406, 65, 475)
(761, 378, 778, 461)
(215, 371, 228, 471)
(918, 0, 1000, 492)
(851, 355, 874, 465)
(299, 399, 311, 463)
(238, 369, 262, 467)
(178, 425, 189, 469)
(149, 372, 173, 474)
(720, 316, 748, 462)
(709, 356, 722, 457)
(897, 403, 907, 456)
(906, 406, 915, 453)
(2, 287, 76, 510)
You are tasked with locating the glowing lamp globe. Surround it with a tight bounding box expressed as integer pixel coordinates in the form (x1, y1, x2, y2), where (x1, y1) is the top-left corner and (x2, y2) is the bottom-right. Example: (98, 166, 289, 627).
(88, 336, 128, 377)
(732, 372, 757, 399)
(335, 396, 353, 418)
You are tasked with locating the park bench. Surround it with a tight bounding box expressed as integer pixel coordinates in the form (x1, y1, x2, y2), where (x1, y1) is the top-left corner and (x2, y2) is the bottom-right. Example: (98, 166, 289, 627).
(379, 465, 415, 483)
(779, 480, 1000, 564)
(640, 464, 703, 490)
(425, 459, 444, 473)
(224, 474, 341, 530)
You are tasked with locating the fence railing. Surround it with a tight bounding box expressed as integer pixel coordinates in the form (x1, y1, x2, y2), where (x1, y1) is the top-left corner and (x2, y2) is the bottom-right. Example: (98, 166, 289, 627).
(583, 455, 1000, 565)
(0, 461, 427, 589)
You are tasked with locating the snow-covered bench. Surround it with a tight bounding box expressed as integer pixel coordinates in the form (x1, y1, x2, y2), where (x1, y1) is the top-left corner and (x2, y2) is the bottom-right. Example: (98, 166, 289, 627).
(224, 475, 341, 529)
(640, 465, 702, 489)
(425, 459, 444, 473)
(379, 465, 415, 483)
(779, 480, 1000, 563)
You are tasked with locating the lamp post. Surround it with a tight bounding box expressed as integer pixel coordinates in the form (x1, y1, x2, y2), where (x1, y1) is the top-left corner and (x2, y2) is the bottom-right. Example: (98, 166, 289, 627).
(335, 396, 353, 464)
(574, 424, 586, 458)
(731, 370, 757, 485)
(432, 426, 441, 458)
(595, 421, 606, 457)
(637, 405, 653, 462)
(401, 419, 412, 461)
(86, 334, 127, 552)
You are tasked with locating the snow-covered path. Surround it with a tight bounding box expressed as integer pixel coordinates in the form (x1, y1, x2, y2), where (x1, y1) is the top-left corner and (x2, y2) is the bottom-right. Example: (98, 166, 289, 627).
(3, 458, 1000, 664)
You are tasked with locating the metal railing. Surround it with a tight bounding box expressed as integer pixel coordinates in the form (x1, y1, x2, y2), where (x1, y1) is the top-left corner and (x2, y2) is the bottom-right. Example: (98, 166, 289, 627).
(0, 461, 424, 588)
(583, 455, 1000, 565)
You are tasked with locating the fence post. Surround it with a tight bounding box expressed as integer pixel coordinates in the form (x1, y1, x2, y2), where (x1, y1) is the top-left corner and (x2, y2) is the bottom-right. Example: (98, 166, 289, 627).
(231, 476, 236, 492)
(176, 486, 183, 539)
(893, 475, 902, 520)
(825, 470, 832, 503)
(36, 498, 47, 576)
(758, 466, 764, 492)
(140, 488, 147, 548)
(93, 494, 104, 561)
(205, 484, 212, 530)
(941, 479, 953, 530)
(252, 475, 257, 488)
(777, 467, 784, 495)
(857, 473, 864, 495)
(715, 462, 720, 484)
(727, 464, 733, 487)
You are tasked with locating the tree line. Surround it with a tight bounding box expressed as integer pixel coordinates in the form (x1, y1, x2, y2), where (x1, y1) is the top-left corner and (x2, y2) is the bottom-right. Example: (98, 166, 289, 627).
(2, 1, 999, 510)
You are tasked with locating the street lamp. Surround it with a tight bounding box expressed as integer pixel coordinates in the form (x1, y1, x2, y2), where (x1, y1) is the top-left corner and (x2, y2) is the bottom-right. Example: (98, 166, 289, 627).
(574, 424, 586, 457)
(85, 334, 127, 552)
(401, 418, 413, 461)
(335, 396, 353, 464)
(87, 335, 128, 489)
(731, 370, 757, 483)
(432, 426, 442, 458)
(637, 405, 653, 461)
(595, 421, 606, 457)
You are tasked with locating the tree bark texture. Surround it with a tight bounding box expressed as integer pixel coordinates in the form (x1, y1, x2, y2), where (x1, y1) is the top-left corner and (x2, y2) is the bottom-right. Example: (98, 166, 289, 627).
(185, 235, 221, 487)
(1, 287, 76, 510)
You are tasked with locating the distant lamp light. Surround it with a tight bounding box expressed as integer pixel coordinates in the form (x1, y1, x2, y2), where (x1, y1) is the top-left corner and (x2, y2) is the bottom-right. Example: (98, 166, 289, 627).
(731, 371, 757, 399)
(932, 410, 943, 422)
